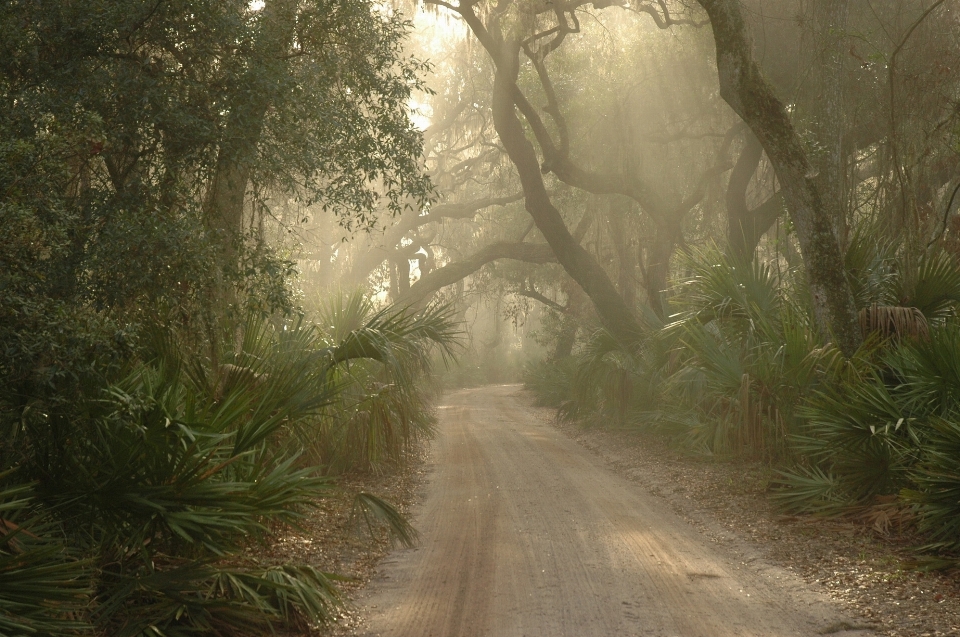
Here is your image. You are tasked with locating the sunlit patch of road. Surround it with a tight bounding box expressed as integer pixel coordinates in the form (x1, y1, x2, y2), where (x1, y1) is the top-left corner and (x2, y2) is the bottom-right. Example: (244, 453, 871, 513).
(356, 385, 875, 637)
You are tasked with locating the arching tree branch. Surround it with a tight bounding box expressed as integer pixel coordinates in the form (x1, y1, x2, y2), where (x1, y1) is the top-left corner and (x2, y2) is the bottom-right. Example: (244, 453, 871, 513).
(397, 241, 557, 306)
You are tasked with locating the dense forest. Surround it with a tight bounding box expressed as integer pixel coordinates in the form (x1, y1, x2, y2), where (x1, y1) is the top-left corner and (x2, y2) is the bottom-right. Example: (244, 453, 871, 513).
(2, 0, 960, 634)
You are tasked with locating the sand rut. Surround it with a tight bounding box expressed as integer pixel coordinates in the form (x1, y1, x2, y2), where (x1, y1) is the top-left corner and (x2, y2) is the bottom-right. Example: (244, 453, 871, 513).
(357, 385, 874, 637)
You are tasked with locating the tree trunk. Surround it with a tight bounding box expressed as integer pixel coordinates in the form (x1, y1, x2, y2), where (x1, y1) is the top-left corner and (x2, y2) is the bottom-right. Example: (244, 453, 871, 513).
(203, 0, 296, 268)
(607, 197, 638, 312)
(726, 131, 782, 260)
(395, 257, 411, 298)
(396, 241, 556, 307)
(553, 280, 585, 359)
(696, 0, 862, 356)
(809, 0, 850, 243)
(490, 39, 643, 345)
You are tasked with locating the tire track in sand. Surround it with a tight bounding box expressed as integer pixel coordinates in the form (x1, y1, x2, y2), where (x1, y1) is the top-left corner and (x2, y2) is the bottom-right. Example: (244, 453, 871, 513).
(357, 385, 874, 637)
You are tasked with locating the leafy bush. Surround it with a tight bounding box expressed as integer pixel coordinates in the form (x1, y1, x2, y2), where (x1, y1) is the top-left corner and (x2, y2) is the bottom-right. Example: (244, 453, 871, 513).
(523, 357, 577, 408)
(0, 300, 459, 634)
(302, 291, 460, 472)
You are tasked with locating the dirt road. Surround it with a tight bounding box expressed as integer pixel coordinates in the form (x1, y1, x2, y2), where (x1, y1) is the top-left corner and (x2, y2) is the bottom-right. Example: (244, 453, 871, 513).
(356, 385, 874, 637)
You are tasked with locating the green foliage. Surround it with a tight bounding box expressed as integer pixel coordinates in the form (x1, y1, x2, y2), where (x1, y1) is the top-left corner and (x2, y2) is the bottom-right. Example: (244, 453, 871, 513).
(0, 479, 91, 636)
(522, 305, 668, 429)
(659, 247, 827, 457)
(769, 466, 849, 517)
(0, 302, 459, 635)
(24, 316, 344, 634)
(0, 0, 450, 630)
(524, 232, 960, 562)
(906, 417, 960, 554)
(844, 229, 900, 309)
(522, 357, 577, 408)
(0, 0, 436, 468)
(844, 229, 960, 321)
(900, 251, 960, 321)
(787, 373, 918, 504)
(671, 247, 783, 330)
(556, 327, 665, 428)
(303, 291, 461, 472)
(352, 492, 419, 549)
(92, 560, 344, 637)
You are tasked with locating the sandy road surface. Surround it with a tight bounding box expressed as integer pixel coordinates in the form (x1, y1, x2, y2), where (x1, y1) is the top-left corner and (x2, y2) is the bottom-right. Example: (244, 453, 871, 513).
(357, 386, 874, 637)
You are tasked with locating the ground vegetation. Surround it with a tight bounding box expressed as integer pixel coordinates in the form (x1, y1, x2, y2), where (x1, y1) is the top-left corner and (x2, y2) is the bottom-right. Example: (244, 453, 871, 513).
(6, 0, 960, 632)
(0, 0, 458, 633)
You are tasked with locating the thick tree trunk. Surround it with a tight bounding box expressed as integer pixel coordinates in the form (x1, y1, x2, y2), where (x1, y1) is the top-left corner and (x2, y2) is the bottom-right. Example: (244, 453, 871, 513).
(809, 0, 850, 243)
(490, 40, 643, 345)
(696, 0, 862, 356)
(553, 280, 586, 359)
(607, 197, 638, 312)
(395, 257, 411, 298)
(203, 0, 295, 267)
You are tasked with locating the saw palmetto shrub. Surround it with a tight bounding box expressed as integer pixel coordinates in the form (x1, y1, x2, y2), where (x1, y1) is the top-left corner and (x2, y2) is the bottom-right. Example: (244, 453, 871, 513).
(0, 303, 456, 635)
(301, 291, 460, 473)
(522, 356, 578, 409)
(0, 477, 90, 637)
(770, 254, 960, 561)
(657, 247, 837, 459)
(525, 232, 960, 560)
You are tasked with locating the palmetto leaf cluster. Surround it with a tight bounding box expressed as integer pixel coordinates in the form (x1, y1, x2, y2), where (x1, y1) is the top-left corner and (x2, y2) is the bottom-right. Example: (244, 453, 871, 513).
(526, 235, 960, 561)
(658, 245, 833, 458)
(0, 299, 459, 635)
(667, 240, 960, 553)
(676, 240, 960, 557)
(303, 291, 461, 473)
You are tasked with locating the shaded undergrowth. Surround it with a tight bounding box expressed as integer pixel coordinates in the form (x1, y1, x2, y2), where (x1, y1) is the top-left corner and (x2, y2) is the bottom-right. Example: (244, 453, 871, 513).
(525, 237, 960, 567)
(0, 293, 459, 636)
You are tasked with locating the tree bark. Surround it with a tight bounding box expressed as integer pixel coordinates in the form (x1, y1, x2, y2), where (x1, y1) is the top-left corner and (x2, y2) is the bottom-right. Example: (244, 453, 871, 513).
(396, 242, 556, 307)
(809, 0, 849, 243)
(395, 257, 411, 298)
(553, 280, 586, 359)
(726, 131, 783, 260)
(696, 0, 862, 356)
(344, 193, 524, 286)
(607, 197, 638, 312)
(489, 38, 643, 344)
(203, 0, 296, 267)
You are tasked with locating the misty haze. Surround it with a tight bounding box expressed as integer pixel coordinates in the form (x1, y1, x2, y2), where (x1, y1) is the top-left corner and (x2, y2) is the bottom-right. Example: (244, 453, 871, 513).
(2, 1, 960, 635)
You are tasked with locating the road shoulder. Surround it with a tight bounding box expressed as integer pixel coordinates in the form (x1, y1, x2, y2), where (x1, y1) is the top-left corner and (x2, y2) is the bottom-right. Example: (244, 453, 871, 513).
(538, 390, 960, 637)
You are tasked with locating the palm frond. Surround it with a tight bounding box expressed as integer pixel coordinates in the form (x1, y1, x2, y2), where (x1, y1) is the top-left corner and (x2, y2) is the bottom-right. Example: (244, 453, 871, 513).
(672, 244, 782, 334)
(0, 477, 91, 636)
(771, 466, 849, 516)
(352, 492, 418, 549)
(844, 227, 900, 308)
(905, 415, 960, 554)
(859, 304, 929, 341)
(903, 251, 960, 321)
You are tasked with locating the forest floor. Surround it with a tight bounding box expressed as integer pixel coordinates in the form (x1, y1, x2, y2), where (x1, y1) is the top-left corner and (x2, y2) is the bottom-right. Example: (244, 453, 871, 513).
(265, 447, 430, 635)
(292, 384, 960, 636)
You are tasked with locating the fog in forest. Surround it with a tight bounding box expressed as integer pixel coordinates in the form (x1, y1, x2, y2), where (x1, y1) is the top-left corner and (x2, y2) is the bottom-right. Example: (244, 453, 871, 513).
(3, 0, 960, 633)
